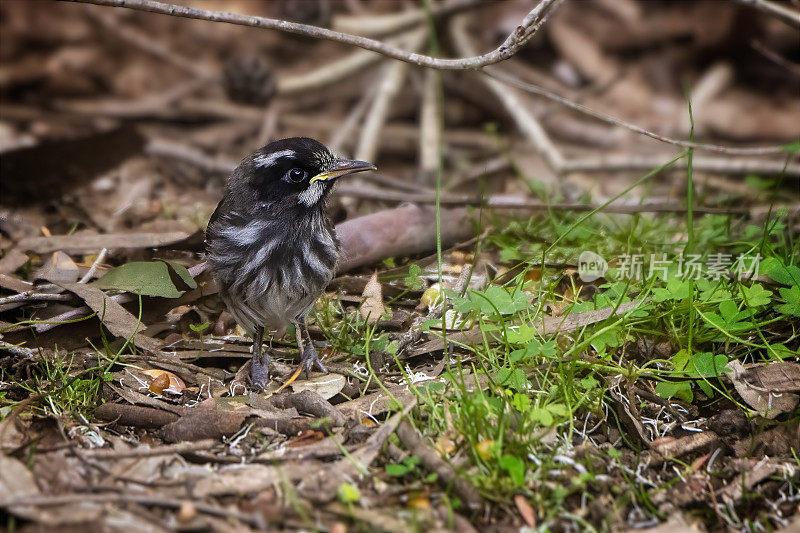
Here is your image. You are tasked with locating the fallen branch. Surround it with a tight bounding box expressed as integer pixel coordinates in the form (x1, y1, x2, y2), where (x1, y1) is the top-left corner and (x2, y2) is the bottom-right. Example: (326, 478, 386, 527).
(335, 205, 473, 272)
(17, 231, 192, 254)
(0, 493, 264, 529)
(81, 439, 218, 459)
(0, 291, 73, 307)
(95, 402, 179, 428)
(396, 419, 483, 509)
(333, 185, 800, 215)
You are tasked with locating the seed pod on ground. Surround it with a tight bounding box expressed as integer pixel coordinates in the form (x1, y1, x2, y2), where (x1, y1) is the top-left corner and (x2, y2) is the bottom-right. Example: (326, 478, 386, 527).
(222, 53, 276, 106)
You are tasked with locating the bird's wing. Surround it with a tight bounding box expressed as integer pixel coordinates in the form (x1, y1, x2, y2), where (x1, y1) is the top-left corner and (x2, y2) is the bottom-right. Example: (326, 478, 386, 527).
(206, 195, 227, 233)
(206, 194, 249, 238)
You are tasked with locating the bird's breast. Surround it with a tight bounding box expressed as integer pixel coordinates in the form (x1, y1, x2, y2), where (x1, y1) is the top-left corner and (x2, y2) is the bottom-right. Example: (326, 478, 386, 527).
(207, 214, 339, 326)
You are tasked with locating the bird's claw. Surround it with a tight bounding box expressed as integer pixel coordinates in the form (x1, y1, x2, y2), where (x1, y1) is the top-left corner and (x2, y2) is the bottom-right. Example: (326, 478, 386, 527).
(299, 343, 327, 376)
(250, 354, 270, 392)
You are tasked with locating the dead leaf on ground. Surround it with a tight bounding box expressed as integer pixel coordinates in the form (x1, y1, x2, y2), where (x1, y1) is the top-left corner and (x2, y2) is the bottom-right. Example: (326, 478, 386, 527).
(57, 281, 163, 353)
(289, 372, 346, 400)
(285, 429, 325, 447)
(34, 250, 79, 282)
(0, 454, 102, 524)
(729, 360, 800, 419)
(514, 494, 536, 528)
(360, 271, 386, 323)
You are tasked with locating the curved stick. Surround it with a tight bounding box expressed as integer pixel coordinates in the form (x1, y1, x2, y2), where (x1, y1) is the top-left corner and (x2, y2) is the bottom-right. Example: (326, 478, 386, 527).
(62, 0, 562, 70)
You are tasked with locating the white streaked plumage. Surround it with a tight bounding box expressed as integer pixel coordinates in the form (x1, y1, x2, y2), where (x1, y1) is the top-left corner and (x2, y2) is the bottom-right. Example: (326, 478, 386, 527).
(297, 181, 325, 206)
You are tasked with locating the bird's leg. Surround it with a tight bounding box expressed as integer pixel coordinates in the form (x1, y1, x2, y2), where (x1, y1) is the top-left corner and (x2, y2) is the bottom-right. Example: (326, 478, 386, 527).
(250, 326, 270, 391)
(295, 317, 327, 375)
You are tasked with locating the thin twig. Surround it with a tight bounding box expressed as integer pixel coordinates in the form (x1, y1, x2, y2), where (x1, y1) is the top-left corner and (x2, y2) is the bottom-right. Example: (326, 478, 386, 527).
(63, 0, 562, 70)
(736, 0, 800, 28)
(332, 0, 485, 37)
(276, 34, 410, 94)
(327, 85, 375, 155)
(256, 100, 281, 147)
(418, 68, 442, 184)
(484, 69, 791, 156)
(0, 291, 73, 306)
(356, 30, 426, 162)
(145, 138, 237, 173)
(561, 154, 799, 177)
(78, 248, 108, 283)
(55, 77, 206, 117)
(451, 14, 565, 171)
(0, 340, 38, 360)
(86, 7, 212, 77)
(750, 39, 800, 77)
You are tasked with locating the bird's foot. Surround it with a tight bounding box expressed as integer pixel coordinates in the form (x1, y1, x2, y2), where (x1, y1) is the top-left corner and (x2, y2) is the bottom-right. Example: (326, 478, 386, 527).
(299, 343, 327, 375)
(250, 354, 271, 392)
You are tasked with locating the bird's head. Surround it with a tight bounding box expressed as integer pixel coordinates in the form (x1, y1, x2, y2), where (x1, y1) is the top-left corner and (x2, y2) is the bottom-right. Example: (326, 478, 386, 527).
(241, 137, 375, 209)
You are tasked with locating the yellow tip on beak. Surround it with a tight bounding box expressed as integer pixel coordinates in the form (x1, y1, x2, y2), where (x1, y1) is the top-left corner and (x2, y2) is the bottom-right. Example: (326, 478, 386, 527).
(309, 158, 376, 184)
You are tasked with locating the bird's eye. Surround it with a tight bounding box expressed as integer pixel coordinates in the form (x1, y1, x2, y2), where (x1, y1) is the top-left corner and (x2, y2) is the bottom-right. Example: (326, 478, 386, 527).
(285, 168, 307, 183)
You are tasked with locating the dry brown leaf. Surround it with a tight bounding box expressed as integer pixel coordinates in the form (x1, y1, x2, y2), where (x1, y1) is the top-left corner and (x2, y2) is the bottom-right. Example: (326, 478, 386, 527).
(57, 281, 162, 353)
(514, 494, 536, 528)
(728, 360, 800, 419)
(35, 251, 79, 282)
(0, 454, 102, 524)
(285, 429, 325, 448)
(434, 434, 455, 457)
(0, 248, 29, 275)
(359, 271, 386, 323)
(290, 372, 346, 400)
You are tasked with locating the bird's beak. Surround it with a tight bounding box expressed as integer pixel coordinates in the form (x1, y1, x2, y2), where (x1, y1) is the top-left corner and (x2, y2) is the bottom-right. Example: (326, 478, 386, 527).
(309, 158, 376, 184)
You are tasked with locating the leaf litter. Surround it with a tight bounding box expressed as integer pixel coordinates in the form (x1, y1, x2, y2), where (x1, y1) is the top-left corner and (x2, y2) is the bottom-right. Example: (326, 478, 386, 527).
(1, 1, 799, 531)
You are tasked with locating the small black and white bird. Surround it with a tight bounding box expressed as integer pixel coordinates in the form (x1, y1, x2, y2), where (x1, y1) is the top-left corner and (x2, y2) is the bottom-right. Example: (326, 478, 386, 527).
(205, 137, 375, 390)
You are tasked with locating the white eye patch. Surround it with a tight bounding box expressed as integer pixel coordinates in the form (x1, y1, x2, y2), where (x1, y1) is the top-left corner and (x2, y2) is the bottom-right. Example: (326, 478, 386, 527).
(254, 149, 296, 168)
